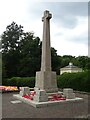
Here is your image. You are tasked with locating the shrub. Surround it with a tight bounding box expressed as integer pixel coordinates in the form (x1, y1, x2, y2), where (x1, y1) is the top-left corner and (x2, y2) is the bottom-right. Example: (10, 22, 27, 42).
(7, 77, 35, 88)
(57, 71, 90, 92)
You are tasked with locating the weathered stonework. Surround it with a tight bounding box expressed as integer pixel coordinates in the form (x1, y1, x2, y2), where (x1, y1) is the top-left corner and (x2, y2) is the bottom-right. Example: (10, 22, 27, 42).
(33, 89, 48, 102)
(63, 88, 75, 99)
(35, 71, 58, 92)
(35, 10, 58, 93)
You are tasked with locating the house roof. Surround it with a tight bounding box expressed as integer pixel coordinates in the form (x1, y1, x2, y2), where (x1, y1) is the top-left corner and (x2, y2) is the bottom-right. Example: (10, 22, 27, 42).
(61, 62, 79, 69)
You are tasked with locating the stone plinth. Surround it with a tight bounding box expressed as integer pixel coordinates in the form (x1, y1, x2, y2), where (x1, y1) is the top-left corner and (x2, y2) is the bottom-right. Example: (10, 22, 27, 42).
(63, 88, 75, 99)
(35, 71, 58, 93)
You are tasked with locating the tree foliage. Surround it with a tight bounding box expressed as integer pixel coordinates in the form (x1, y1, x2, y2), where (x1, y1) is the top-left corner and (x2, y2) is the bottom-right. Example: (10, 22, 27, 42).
(2, 22, 24, 78)
(18, 32, 41, 77)
(59, 55, 90, 71)
(2, 21, 23, 53)
(1, 22, 60, 78)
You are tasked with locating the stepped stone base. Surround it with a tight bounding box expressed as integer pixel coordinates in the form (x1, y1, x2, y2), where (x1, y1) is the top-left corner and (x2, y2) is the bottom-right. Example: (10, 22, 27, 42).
(13, 94, 83, 108)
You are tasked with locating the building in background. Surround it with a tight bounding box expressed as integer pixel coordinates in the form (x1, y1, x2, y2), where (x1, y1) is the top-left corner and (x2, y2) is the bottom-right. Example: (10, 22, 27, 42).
(60, 62, 83, 75)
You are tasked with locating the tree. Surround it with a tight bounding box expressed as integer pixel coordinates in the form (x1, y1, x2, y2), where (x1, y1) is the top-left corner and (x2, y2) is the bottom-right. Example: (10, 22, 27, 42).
(51, 48, 61, 74)
(76, 56, 90, 70)
(2, 21, 23, 53)
(18, 32, 41, 77)
(1, 22, 61, 78)
(18, 32, 61, 76)
(60, 55, 75, 68)
(1, 21, 24, 78)
(59, 55, 90, 71)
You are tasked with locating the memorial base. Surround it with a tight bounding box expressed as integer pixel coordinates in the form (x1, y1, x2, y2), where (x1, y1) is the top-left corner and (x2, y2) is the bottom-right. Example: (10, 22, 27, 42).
(13, 93, 83, 108)
(35, 71, 58, 93)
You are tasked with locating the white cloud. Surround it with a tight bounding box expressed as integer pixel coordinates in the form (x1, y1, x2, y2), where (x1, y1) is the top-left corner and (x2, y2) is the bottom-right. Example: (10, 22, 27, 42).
(0, 0, 29, 33)
(51, 16, 88, 42)
(50, 16, 88, 56)
(51, 36, 88, 56)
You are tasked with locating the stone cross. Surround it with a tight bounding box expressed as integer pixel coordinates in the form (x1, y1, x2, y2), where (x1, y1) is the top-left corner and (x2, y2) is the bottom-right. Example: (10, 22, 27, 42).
(41, 10, 52, 72)
(34, 10, 58, 93)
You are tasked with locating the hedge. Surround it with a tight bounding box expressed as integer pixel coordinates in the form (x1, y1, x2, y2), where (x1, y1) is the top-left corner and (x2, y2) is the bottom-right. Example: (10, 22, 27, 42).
(7, 77, 35, 88)
(57, 70, 90, 92)
(2, 71, 90, 92)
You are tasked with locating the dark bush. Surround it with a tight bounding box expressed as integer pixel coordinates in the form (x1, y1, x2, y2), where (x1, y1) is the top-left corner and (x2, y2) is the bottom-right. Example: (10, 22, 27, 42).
(7, 77, 35, 88)
(57, 70, 90, 92)
(2, 78, 8, 86)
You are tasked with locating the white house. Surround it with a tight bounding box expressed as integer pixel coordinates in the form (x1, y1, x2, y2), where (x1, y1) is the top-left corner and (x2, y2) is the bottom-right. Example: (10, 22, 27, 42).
(60, 62, 83, 75)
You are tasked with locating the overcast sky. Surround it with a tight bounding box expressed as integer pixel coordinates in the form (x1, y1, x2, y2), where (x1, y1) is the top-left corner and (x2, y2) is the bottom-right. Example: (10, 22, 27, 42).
(0, 0, 88, 57)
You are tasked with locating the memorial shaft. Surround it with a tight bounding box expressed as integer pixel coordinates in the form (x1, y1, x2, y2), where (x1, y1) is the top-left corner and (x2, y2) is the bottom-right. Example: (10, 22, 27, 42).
(41, 10, 52, 71)
(35, 10, 58, 93)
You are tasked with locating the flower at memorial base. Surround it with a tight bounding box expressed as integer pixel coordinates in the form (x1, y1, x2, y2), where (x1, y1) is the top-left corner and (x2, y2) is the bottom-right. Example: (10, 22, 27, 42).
(30, 91, 36, 96)
(49, 99, 56, 101)
(0, 86, 5, 90)
(23, 95, 33, 100)
(52, 94, 62, 98)
(49, 93, 66, 101)
(59, 98, 66, 100)
(0, 86, 18, 91)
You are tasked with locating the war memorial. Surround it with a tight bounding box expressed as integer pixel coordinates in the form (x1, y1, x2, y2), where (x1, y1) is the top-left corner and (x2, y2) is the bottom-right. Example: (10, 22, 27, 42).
(13, 10, 83, 108)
